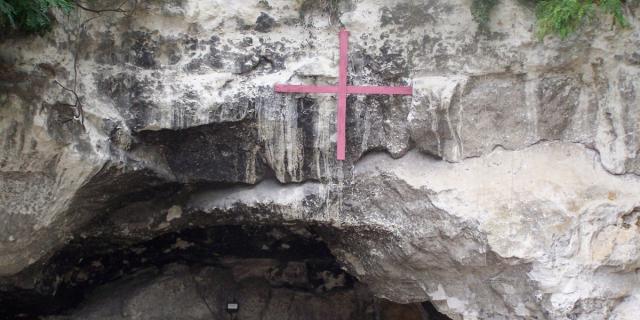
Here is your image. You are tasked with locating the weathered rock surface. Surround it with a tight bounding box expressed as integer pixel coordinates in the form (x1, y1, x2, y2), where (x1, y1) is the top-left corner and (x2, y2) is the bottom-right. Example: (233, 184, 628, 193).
(1, 0, 640, 319)
(189, 142, 640, 319)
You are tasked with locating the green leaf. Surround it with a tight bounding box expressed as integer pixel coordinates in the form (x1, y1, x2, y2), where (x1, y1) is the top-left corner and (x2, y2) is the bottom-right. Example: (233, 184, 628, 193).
(1, 0, 73, 33)
(0, 0, 16, 27)
(535, 0, 635, 39)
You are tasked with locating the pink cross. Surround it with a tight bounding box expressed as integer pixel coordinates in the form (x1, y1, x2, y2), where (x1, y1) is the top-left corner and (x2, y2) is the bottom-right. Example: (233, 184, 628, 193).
(274, 28, 413, 161)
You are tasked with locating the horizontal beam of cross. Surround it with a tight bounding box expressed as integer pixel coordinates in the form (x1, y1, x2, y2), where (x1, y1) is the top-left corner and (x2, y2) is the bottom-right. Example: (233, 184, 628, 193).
(274, 84, 412, 95)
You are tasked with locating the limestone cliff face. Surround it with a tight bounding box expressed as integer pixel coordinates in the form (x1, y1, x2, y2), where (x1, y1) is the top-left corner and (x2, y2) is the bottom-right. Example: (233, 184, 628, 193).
(1, 0, 640, 319)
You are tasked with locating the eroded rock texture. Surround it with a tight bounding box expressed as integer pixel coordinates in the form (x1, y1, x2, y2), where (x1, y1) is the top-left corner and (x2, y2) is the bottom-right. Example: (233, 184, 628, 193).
(1, 0, 640, 319)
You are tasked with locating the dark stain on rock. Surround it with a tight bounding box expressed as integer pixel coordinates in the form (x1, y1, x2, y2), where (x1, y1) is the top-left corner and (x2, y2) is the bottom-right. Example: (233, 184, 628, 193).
(103, 118, 132, 152)
(297, 0, 352, 24)
(234, 54, 264, 74)
(184, 57, 204, 71)
(241, 36, 254, 47)
(255, 12, 276, 33)
(0, 64, 49, 101)
(203, 35, 225, 69)
(94, 31, 120, 65)
(350, 40, 409, 82)
(234, 54, 280, 74)
(627, 52, 640, 65)
(95, 72, 157, 132)
(138, 120, 264, 184)
(183, 34, 290, 73)
(296, 97, 321, 179)
(161, 40, 182, 65)
(123, 31, 159, 69)
(44, 102, 85, 144)
(36, 63, 57, 77)
(537, 75, 581, 139)
(380, 3, 436, 30)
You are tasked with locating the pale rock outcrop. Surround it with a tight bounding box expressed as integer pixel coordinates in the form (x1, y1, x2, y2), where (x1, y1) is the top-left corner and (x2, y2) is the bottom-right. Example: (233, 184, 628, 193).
(1, 0, 640, 319)
(191, 142, 640, 319)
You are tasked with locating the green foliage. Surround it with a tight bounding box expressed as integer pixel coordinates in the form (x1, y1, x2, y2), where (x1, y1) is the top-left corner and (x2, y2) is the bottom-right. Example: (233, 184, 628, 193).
(0, 1, 15, 27)
(536, 0, 595, 38)
(0, 0, 73, 33)
(598, 0, 632, 26)
(472, 0, 499, 32)
(535, 0, 636, 38)
(472, 0, 636, 38)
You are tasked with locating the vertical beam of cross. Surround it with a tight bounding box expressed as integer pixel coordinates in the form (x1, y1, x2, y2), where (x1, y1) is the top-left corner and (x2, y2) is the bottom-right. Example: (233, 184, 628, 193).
(274, 28, 413, 161)
(337, 29, 349, 160)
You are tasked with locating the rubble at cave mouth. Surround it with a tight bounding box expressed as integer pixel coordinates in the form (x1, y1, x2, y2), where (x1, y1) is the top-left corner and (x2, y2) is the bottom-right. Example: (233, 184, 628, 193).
(0, 224, 449, 319)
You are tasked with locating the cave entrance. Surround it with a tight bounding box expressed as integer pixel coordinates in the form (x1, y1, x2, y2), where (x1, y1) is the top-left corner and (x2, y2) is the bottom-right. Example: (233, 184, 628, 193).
(2, 224, 449, 319)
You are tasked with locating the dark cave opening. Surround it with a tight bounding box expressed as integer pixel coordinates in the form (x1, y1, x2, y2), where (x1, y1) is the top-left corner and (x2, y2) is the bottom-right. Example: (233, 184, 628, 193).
(0, 225, 450, 320)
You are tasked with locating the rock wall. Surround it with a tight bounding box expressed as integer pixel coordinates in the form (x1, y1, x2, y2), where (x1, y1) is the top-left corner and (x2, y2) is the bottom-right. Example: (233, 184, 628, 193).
(1, 0, 640, 319)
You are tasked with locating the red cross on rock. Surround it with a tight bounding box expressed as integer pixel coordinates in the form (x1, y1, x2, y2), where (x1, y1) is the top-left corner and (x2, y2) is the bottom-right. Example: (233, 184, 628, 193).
(274, 29, 413, 160)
